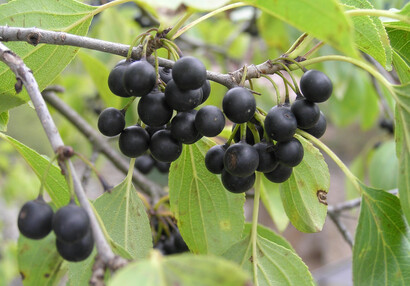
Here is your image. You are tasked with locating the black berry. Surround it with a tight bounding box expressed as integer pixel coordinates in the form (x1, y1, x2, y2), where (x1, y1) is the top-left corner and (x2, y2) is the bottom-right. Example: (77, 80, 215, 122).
(291, 98, 320, 129)
(159, 67, 172, 83)
(165, 80, 203, 111)
(171, 110, 202, 144)
(221, 170, 255, 193)
(205, 145, 226, 174)
(138, 89, 173, 127)
(254, 142, 278, 173)
(274, 138, 304, 167)
(108, 60, 132, 98)
(155, 160, 171, 173)
(264, 105, 297, 142)
(224, 142, 259, 177)
(135, 155, 155, 174)
(145, 125, 166, 138)
(18, 197, 54, 240)
(172, 56, 207, 90)
(150, 129, 182, 162)
(97, 108, 125, 137)
(119, 125, 150, 158)
(302, 112, 327, 138)
(223, 87, 256, 123)
(123, 60, 156, 97)
(264, 164, 293, 183)
(200, 80, 211, 104)
(195, 106, 225, 137)
(56, 229, 94, 262)
(300, 70, 333, 103)
(233, 123, 264, 145)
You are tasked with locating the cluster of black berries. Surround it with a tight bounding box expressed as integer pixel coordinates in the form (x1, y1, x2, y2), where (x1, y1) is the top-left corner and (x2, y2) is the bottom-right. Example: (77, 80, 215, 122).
(205, 70, 331, 193)
(135, 154, 170, 174)
(151, 217, 188, 255)
(99, 56, 226, 164)
(18, 198, 94, 262)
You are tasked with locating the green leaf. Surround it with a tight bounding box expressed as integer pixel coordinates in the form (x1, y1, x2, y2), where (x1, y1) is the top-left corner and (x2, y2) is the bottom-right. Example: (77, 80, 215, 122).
(353, 184, 410, 285)
(341, 0, 392, 70)
(0, 133, 70, 207)
(394, 84, 410, 225)
(387, 27, 410, 65)
(223, 225, 314, 286)
(243, 0, 357, 57)
(169, 138, 245, 255)
(18, 233, 64, 286)
(369, 140, 398, 190)
(383, 3, 410, 32)
(141, 0, 231, 11)
(109, 252, 251, 286)
(94, 178, 152, 259)
(0, 111, 9, 131)
(280, 135, 330, 232)
(242, 223, 294, 252)
(0, 0, 96, 113)
(392, 50, 410, 84)
(259, 177, 289, 232)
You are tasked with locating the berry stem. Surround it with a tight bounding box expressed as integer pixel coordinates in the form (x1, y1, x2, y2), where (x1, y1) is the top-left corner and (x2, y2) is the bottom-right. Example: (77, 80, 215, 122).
(227, 124, 240, 145)
(126, 32, 151, 60)
(171, 2, 248, 40)
(278, 57, 307, 72)
(38, 153, 58, 197)
(138, 192, 152, 210)
(240, 122, 247, 141)
(166, 9, 195, 40)
(275, 71, 297, 94)
(274, 72, 290, 104)
(121, 96, 137, 113)
(153, 194, 170, 211)
(296, 131, 362, 193)
(248, 123, 260, 143)
(239, 65, 248, 86)
(64, 160, 75, 199)
(273, 61, 300, 94)
(161, 38, 183, 57)
(160, 39, 180, 61)
(260, 74, 281, 105)
(250, 172, 262, 285)
(154, 49, 159, 84)
(286, 33, 314, 59)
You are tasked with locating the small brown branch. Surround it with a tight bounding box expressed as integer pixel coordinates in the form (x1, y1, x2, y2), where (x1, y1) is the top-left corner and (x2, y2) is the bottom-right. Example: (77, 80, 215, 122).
(327, 211, 354, 248)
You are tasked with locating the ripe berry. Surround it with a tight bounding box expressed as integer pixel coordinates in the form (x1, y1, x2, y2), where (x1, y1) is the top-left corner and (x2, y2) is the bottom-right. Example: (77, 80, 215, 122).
(274, 138, 304, 167)
(224, 142, 259, 177)
(145, 125, 166, 137)
(159, 67, 172, 83)
(150, 129, 183, 162)
(302, 112, 327, 138)
(223, 87, 256, 123)
(18, 197, 53, 239)
(108, 60, 132, 97)
(233, 123, 264, 145)
(135, 155, 155, 174)
(200, 80, 211, 104)
(52, 202, 90, 243)
(291, 98, 320, 129)
(155, 160, 171, 173)
(205, 145, 226, 174)
(165, 80, 203, 111)
(264, 105, 297, 142)
(264, 164, 293, 183)
(221, 170, 255, 193)
(300, 70, 333, 103)
(138, 89, 173, 127)
(253, 142, 278, 173)
(171, 110, 202, 144)
(56, 229, 94, 262)
(195, 106, 225, 137)
(97, 108, 125, 137)
(172, 56, 207, 90)
(119, 125, 150, 158)
(123, 60, 156, 97)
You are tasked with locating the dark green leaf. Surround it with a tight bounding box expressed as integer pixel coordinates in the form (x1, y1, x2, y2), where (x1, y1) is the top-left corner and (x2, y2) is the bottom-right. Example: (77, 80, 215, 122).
(0, 0, 96, 112)
(353, 184, 410, 285)
(169, 138, 245, 255)
(0, 111, 8, 131)
(369, 140, 398, 190)
(109, 252, 251, 286)
(387, 27, 410, 65)
(280, 135, 330, 232)
(243, 0, 357, 57)
(392, 50, 410, 84)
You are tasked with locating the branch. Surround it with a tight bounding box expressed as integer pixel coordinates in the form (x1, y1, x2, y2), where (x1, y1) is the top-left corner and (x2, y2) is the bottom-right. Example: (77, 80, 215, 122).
(42, 89, 165, 201)
(327, 211, 354, 248)
(0, 42, 119, 266)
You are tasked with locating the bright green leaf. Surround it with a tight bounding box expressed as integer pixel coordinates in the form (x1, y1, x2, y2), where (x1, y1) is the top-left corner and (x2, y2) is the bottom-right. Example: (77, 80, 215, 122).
(109, 252, 251, 286)
(0, 111, 9, 131)
(259, 177, 289, 232)
(0, 0, 96, 112)
(242, 223, 294, 252)
(169, 138, 245, 255)
(369, 140, 398, 190)
(223, 226, 314, 286)
(387, 27, 410, 65)
(353, 184, 410, 285)
(392, 50, 410, 84)
(243, 0, 357, 57)
(18, 233, 63, 286)
(280, 135, 330, 233)
(0, 133, 70, 207)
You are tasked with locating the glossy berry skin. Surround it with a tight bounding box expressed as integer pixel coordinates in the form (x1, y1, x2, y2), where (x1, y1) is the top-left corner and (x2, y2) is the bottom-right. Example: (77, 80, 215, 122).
(138, 89, 173, 127)
(253, 142, 278, 173)
(135, 155, 155, 174)
(291, 98, 320, 129)
(233, 123, 264, 145)
(224, 142, 259, 177)
(97, 108, 125, 137)
(155, 160, 171, 173)
(150, 129, 182, 162)
(56, 229, 94, 262)
(221, 170, 255, 193)
(159, 67, 172, 83)
(200, 80, 211, 104)
(223, 87, 256, 123)
(165, 80, 203, 111)
(195, 106, 225, 137)
(123, 60, 156, 97)
(108, 60, 132, 97)
(119, 125, 150, 158)
(302, 112, 327, 138)
(264, 105, 297, 142)
(172, 56, 207, 90)
(274, 138, 304, 167)
(300, 70, 333, 103)
(52, 202, 90, 243)
(264, 164, 293, 183)
(171, 110, 202, 144)
(205, 145, 226, 174)
(145, 125, 166, 138)
(18, 198, 53, 240)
